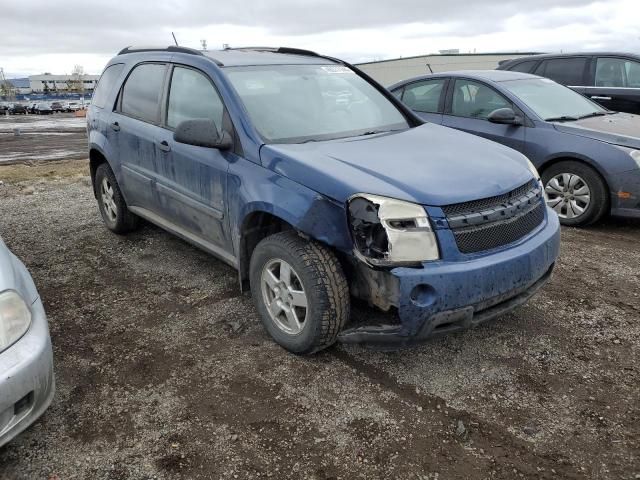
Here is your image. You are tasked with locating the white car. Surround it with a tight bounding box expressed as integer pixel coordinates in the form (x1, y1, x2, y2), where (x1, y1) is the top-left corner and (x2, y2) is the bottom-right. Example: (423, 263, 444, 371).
(0, 236, 54, 447)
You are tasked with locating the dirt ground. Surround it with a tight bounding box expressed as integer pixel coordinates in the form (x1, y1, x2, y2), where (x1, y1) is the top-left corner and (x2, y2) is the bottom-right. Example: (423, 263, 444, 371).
(0, 114, 87, 164)
(0, 159, 638, 480)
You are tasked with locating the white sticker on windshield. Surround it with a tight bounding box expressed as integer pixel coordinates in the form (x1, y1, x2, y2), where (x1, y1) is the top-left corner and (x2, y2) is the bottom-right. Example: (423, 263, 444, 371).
(245, 80, 264, 90)
(321, 66, 351, 74)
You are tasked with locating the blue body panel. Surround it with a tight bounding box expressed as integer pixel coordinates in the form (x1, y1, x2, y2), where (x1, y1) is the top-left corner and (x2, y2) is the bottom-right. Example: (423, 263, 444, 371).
(88, 51, 562, 342)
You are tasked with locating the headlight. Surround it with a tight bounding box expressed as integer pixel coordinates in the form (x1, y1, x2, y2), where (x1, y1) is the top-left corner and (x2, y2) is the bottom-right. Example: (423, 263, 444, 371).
(0, 290, 32, 353)
(348, 194, 440, 266)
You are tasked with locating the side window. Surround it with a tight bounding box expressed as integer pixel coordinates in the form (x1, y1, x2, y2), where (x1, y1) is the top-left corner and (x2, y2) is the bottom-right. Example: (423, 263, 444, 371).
(534, 58, 587, 85)
(595, 57, 640, 88)
(402, 79, 446, 113)
(167, 66, 225, 130)
(450, 79, 511, 119)
(92, 63, 124, 109)
(120, 63, 166, 123)
(508, 60, 537, 73)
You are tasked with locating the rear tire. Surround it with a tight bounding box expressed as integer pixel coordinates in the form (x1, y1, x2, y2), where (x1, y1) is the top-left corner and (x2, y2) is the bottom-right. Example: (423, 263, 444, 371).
(542, 161, 608, 226)
(250, 231, 350, 354)
(94, 163, 139, 234)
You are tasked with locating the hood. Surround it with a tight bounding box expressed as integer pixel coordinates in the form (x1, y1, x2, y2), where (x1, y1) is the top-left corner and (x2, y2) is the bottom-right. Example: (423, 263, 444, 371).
(552, 113, 640, 149)
(260, 123, 534, 206)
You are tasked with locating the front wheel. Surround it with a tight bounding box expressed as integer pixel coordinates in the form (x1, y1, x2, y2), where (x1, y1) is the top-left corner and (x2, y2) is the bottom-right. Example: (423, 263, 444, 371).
(94, 163, 139, 234)
(250, 231, 350, 354)
(542, 161, 608, 226)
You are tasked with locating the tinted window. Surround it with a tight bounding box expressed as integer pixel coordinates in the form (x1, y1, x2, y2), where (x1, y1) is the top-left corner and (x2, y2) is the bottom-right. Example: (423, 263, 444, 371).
(167, 67, 225, 129)
(508, 60, 537, 73)
(120, 63, 166, 123)
(402, 79, 446, 113)
(450, 79, 511, 119)
(535, 58, 587, 85)
(595, 57, 640, 88)
(92, 63, 124, 109)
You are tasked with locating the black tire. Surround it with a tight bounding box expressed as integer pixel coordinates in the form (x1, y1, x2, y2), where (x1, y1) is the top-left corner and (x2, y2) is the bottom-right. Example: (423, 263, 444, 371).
(250, 231, 350, 354)
(94, 163, 139, 234)
(542, 160, 608, 227)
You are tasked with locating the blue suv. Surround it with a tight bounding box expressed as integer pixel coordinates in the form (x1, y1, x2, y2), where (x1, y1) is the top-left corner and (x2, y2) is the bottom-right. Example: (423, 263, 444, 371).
(87, 46, 560, 354)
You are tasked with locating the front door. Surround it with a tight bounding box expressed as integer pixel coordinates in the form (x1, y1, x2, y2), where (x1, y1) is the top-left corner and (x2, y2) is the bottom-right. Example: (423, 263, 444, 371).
(441, 78, 526, 153)
(153, 65, 234, 255)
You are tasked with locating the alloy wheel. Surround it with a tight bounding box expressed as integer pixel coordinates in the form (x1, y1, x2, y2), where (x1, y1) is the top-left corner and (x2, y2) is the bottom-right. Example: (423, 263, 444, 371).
(100, 177, 118, 222)
(261, 258, 308, 335)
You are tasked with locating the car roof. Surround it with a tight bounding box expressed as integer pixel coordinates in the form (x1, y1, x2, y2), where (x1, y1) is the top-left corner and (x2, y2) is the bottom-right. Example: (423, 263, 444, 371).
(506, 51, 640, 62)
(205, 49, 337, 67)
(391, 70, 540, 88)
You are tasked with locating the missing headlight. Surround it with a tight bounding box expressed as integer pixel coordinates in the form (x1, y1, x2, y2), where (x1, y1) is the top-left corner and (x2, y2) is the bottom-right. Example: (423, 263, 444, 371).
(348, 194, 440, 266)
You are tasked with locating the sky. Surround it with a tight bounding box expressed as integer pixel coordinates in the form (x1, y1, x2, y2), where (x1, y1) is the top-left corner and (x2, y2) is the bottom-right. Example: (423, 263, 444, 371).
(2, 0, 639, 77)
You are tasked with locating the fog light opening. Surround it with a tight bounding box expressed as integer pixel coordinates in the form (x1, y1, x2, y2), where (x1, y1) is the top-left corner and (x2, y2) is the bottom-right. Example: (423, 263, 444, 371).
(410, 284, 437, 307)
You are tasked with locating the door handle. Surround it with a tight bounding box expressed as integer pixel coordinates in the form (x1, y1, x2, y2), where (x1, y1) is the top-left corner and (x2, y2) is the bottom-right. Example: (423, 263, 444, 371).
(590, 96, 612, 101)
(110, 122, 120, 132)
(158, 140, 171, 153)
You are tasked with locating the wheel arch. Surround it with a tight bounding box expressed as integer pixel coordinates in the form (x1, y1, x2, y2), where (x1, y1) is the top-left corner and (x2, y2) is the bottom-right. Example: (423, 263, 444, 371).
(537, 155, 611, 198)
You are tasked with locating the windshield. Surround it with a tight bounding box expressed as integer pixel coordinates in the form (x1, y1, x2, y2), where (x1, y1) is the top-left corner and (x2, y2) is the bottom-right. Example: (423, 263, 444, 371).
(225, 64, 410, 143)
(501, 78, 606, 121)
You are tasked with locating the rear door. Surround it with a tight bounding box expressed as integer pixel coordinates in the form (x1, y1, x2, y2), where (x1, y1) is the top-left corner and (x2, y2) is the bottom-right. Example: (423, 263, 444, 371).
(153, 64, 236, 256)
(441, 78, 526, 153)
(111, 62, 168, 211)
(532, 56, 590, 97)
(584, 56, 640, 114)
(392, 78, 448, 123)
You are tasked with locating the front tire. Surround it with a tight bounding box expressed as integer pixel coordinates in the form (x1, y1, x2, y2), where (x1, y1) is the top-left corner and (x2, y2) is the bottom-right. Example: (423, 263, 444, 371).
(250, 231, 350, 354)
(542, 161, 608, 226)
(94, 163, 139, 234)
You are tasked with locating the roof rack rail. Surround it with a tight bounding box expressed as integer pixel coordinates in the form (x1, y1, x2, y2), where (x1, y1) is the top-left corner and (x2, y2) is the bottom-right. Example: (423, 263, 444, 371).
(117, 46, 204, 56)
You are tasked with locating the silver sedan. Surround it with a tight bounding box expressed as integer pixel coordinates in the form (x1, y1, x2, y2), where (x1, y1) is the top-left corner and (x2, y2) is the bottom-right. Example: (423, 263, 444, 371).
(0, 236, 54, 447)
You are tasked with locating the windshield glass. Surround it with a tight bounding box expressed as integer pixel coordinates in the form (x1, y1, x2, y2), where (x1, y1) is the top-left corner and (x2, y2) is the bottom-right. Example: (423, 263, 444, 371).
(502, 78, 606, 121)
(225, 64, 410, 143)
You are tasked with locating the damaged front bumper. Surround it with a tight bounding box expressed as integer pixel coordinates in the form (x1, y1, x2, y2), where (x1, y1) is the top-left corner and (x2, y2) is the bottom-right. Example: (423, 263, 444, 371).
(340, 207, 560, 345)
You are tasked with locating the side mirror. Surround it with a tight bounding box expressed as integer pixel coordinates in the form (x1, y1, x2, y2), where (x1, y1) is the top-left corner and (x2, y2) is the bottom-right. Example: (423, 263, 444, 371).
(488, 108, 522, 126)
(173, 118, 232, 150)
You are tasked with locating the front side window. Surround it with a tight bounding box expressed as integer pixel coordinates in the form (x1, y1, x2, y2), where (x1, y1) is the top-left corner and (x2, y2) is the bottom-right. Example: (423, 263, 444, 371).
(595, 57, 640, 88)
(402, 79, 446, 113)
(120, 63, 166, 123)
(167, 66, 225, 129)
(224, 64, 409, 143)
(450, 79, 511, 119)
(534, 58, 587, 85)
(502, 78, 605, 120)
(92, 63, 124, 109)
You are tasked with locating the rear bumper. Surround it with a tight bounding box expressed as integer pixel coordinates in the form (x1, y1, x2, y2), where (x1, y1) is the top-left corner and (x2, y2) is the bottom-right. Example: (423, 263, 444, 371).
(340, 207, 560, 345)
(0, 297, 55, 448)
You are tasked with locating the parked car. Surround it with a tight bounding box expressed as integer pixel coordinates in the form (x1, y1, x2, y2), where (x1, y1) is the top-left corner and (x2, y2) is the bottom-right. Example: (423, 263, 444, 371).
(27, 103, 38, 114)
(50, 102, 64, 113)
(66, 102, 81, 112)
(497, 52, 640, 115)
(35, 103, 52, 115)
(0, 236, 55, 447)
(0, 103, 9, 114)
(8, 104, 28, 115)
(390, 70, 640, 225)
(88, 46, 560, 354)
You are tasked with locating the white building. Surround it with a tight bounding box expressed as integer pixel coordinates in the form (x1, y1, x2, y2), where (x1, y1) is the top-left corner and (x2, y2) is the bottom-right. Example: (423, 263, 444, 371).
(29, 74, 100, 93)
(356, 52, 541, 86)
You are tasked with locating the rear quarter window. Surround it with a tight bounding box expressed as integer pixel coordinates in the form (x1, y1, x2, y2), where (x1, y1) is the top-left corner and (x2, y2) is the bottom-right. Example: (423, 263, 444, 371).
(534, 58, 587, 85)
(92, 63, 124, 109)
(507, 60, 538, 73)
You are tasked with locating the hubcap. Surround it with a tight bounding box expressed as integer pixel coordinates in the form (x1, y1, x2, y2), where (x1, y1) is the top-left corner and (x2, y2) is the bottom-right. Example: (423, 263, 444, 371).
(261, 259, 308, 335)
(100, 177, 118, 223)
(544, 173, 591, 219)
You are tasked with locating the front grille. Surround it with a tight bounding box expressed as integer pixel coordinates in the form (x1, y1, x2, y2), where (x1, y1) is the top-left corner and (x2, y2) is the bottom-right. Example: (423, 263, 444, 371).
(442, 179, 538, 217)
(453, 202, 545, 254)
(442, 179, 545, 254)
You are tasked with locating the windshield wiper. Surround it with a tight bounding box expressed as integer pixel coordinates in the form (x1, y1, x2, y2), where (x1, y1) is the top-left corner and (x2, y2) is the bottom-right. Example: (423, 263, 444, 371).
(545, 116, 579, 122)
(578, 112, 607, 119)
